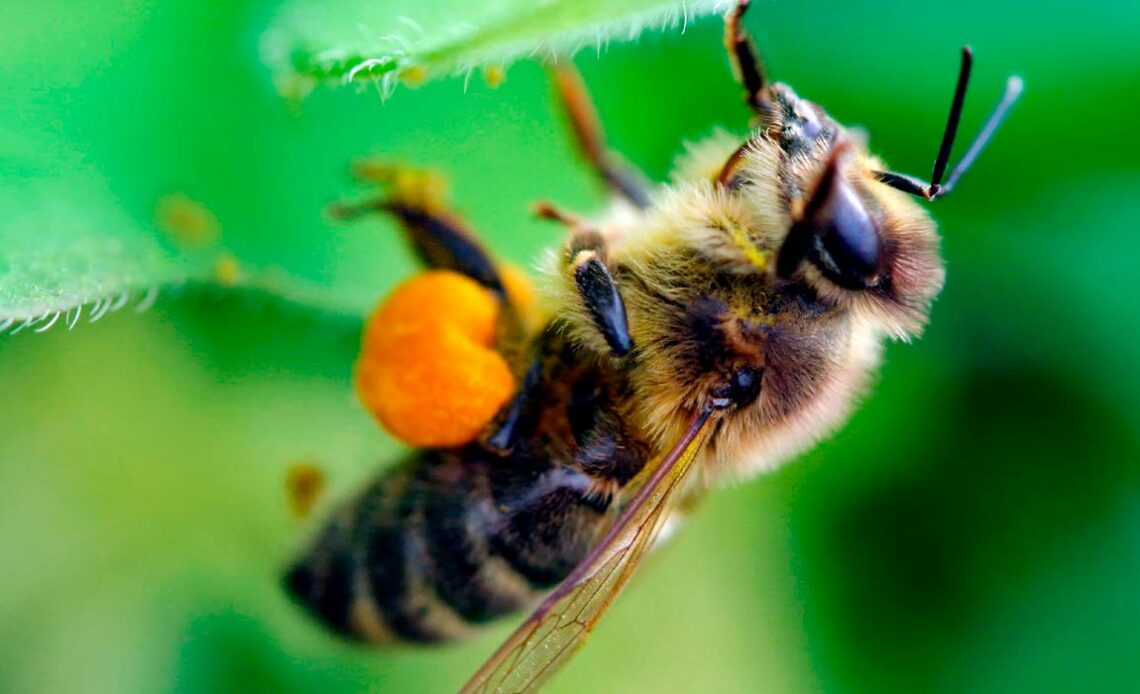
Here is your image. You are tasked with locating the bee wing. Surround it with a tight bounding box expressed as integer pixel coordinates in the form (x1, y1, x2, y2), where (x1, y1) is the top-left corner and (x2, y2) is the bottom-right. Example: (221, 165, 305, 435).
(460, 406, 718, 694)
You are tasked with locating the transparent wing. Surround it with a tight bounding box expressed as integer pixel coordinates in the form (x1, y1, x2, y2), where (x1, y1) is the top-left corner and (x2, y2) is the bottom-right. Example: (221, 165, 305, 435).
(460, 406, 718, 694)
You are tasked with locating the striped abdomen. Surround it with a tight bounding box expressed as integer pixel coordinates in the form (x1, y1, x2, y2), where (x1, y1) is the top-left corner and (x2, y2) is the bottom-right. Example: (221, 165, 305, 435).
(284, 335, 651, 643)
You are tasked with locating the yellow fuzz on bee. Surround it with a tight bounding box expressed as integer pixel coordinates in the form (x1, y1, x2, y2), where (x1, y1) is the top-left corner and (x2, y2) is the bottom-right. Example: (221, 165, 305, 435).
(355, 270, 515, 448)
(729, 226, 769, 271)
(500, 264, 538, 323)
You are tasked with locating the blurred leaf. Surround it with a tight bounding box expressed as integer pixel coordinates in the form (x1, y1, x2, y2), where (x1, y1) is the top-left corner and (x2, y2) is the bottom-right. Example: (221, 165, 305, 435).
(0, 163, 367, 332)
(0, 127, 372, 333)
(263, 0, 721, 92)
(0, 136, 213, 328)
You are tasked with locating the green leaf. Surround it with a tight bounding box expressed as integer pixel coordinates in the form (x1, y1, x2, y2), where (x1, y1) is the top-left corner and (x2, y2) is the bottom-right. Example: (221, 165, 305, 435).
(0, 130, 371, 334)
(0, 134, 215, 331)
(262, 0, 723, 92)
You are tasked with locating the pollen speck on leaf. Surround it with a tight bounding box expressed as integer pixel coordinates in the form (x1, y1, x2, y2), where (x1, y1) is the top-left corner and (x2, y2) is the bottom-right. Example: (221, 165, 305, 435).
(214, 253, 242, 287)
(156, 193, 220, 248)
(286, 461, 326, 519)
(399, 65, 428, 86)
(483, 65, 506, 88)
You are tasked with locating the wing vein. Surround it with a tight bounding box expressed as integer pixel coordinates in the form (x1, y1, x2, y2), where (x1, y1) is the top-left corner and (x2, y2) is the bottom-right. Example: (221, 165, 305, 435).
(461, 406, 717, 693)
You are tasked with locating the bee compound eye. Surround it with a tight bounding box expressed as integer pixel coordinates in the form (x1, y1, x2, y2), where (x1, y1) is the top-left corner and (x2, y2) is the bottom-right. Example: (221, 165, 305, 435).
(808, 176, 883, 290)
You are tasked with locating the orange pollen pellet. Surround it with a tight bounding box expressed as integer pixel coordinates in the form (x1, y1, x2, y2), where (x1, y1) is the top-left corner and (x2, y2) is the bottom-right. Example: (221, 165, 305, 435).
(355, 270, 515, 448)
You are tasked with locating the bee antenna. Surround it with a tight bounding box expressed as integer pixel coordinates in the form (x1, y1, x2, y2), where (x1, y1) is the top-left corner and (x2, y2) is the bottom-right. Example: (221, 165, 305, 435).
(937, 74, 1024, 197)
(873, 47, 1023, 201)
(929, 46, 974, 194)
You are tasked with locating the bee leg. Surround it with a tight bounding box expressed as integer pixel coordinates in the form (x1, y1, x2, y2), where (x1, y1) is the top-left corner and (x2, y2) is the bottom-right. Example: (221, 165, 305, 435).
(328, 163, 507, 298)
(551, 65, 652, 209)
(486, 357, 543, 453)
(725, 0, 770, 113)
(535, 202, 632, 357)
(381, 202, 507, 297)
(572, 246, 632, 356)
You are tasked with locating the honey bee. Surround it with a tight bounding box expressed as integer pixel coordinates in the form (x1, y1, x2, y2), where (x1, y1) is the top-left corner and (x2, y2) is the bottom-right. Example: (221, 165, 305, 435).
(285, 1, 1022, 690)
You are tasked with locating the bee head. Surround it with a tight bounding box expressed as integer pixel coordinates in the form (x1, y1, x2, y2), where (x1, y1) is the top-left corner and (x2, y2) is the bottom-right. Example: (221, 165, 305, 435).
(772, 139, 945, 340)
(617, 105, 948, 476)
(705, 84, 945, 339)
(735, 48, 1022, 340)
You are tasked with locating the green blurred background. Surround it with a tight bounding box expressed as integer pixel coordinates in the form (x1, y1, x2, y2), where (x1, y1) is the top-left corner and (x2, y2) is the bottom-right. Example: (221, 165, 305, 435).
(2, 1, 1139, 692)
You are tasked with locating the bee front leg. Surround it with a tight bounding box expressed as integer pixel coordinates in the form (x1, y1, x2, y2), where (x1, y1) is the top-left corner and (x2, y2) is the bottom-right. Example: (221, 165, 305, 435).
(328, 162, 507, 298)
(486, 357, 543, 453)
(551, 65, 652, 209)
(538, 203, 633, 357)
(725, 0, 770, 114)
(569, 233, 632, 356)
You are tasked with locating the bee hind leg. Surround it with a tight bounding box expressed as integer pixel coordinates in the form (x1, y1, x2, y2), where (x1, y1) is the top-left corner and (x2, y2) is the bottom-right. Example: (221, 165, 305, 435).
(328, 162, 507, 298)
(551, 65, 652, 209)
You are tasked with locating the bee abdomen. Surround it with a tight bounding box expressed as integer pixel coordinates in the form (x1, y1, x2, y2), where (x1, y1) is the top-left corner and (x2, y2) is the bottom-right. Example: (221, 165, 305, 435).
(285, 450, 606, 644)
(283, 465, 448, 643)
